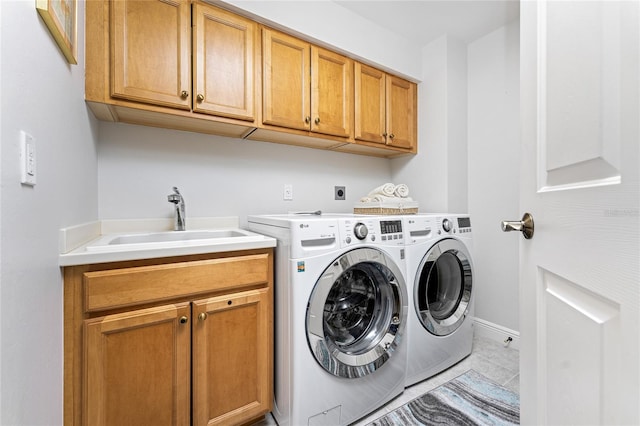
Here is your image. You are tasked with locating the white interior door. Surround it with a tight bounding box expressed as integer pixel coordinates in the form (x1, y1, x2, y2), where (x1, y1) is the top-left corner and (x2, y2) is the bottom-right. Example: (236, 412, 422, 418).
(518, 1, 639, 424)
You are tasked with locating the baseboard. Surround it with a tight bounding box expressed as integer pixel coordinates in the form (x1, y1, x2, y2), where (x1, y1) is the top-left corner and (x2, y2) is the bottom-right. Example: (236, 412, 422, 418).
(473, 317, 520, 350)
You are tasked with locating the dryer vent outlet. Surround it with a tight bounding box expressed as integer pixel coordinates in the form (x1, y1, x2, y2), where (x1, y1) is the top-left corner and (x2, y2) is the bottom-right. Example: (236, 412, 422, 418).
(335, 186, 346, 200)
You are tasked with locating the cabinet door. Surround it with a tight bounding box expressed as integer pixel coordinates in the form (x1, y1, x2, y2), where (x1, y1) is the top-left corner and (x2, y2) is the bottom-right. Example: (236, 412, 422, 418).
(311, 46, 353, 137)
(354, 63, 387, 144)
(386, 75, 417, 150)
(192, 289, 272, 426)
(111, 0, 191, 109)
(84, 303, 191, 426)
(193, 4, 257, 122)
(262, 28, 310, 131)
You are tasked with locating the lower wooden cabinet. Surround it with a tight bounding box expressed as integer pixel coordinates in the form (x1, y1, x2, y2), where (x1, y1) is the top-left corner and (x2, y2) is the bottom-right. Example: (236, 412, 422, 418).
(84, 304, 192, 426)
(192, 290, 271, 425)
(64, 249, 274, 426)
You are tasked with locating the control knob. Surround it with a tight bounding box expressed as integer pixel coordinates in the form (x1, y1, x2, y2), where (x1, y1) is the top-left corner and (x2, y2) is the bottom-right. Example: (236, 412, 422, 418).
(442, 218, 452, 232)
(353, 222, 368, 240)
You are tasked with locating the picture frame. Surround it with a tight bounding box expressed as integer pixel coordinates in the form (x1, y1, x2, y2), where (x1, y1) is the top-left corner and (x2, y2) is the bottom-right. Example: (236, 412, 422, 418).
(36, 0, 77, 64)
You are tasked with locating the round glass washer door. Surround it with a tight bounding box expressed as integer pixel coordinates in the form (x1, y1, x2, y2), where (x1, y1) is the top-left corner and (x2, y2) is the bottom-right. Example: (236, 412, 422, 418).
(306, 247, 407, 379)
(415, 238, 473, 336)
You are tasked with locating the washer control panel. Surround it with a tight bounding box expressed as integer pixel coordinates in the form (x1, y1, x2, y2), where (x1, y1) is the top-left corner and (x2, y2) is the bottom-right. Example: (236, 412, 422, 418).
(341, 217, 404, 246)
(379, 219, 403, 242)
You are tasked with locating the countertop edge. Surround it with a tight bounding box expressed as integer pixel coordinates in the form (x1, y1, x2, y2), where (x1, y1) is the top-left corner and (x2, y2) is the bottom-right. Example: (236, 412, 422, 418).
(59, 239, 276, 267)
(58, 216, 278, 267)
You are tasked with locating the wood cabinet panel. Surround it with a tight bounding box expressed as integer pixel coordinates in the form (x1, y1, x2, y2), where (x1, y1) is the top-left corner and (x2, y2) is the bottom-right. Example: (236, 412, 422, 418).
(193, 3, 257, 121)
(84, 303, 191, 426)
(354, 63, 386, 144)
(111, 0, 190, 109)
(353, 62, 417, 152)
(311, 46, 353, 137)
(84, 254, 270, 312)
(192, 289, 272, 426)
(387, 75, 417, 150)
(262, 28, 310, 130)
(65, 249, 274, 426)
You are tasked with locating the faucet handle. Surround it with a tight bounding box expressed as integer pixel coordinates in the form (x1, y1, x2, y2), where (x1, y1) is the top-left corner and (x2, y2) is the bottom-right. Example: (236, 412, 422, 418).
(168, 187, 183, 204)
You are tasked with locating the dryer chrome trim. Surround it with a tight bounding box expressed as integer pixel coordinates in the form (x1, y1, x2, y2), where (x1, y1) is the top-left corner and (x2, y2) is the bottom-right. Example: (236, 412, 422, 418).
(415, 238, 473, 336)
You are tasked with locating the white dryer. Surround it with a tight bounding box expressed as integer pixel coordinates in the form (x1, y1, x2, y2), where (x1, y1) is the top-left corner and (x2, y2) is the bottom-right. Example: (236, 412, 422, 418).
(247, 214, 408, 426)
(403, 214, 474, 387)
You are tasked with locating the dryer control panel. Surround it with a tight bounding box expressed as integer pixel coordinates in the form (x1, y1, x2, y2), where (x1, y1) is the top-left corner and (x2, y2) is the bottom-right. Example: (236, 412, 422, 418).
(440, 216, 472, 235)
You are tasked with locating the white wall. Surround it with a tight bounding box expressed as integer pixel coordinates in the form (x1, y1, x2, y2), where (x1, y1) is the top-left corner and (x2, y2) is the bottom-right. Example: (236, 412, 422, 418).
(97, 124, 391, 223)
(467, 20, 520, 332)
(391, 35, 468, 213)
(219, 0, 422, 81)
(0, 1, 99, 424)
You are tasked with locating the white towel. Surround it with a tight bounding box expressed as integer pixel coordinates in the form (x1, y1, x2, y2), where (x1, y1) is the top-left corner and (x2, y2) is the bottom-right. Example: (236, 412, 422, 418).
(359, 195, 413, 203)
(394, 184, 410, 198)
(368, 183, 396, 197)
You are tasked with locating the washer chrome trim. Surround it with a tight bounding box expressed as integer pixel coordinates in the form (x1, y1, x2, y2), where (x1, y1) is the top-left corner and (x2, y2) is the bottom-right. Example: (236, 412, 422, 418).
(306, 247, 406, 378)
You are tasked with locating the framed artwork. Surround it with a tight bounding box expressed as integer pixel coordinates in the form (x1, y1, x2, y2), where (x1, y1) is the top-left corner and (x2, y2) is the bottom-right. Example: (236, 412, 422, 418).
(36, 0, 77, 64)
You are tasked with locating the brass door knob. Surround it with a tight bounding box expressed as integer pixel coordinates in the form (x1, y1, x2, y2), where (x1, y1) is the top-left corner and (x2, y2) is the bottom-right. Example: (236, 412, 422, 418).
(196, 94, 205, 103)
(179, 316, 188, 324)
(382, 132, 388, 138)
(180, 90, 189, 99)
(389, 133, 395, 139)
(501, 213, 535, 239)
(198, 312, 208, 321)
(314, 117, 320, 125)
(304, 116, 311, 124)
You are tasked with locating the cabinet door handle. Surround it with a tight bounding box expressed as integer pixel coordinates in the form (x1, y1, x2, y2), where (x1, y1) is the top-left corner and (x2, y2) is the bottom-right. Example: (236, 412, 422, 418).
(198, 312, 208, 321)
(179, 316, 188, 324)
(314, 117, 320, 125)
(196, 94, 205, 103)
(382, 132, 388, 138)
(180, 90, 189, 99)
(304, 116, 310, 124)
(389, 133, 395, 139)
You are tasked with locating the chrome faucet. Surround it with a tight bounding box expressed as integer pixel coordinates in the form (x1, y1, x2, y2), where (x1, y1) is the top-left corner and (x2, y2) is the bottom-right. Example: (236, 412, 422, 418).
(167, 187, 186, 231)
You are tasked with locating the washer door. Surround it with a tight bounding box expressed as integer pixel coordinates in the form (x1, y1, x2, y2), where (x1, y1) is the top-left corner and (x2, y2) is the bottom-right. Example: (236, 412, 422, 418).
(306, 247, 406, 378)
(415, 238, 473, 336)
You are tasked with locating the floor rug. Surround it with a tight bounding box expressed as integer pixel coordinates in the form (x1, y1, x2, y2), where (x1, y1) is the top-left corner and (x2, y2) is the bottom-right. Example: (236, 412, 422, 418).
(367, 370, 519, 426)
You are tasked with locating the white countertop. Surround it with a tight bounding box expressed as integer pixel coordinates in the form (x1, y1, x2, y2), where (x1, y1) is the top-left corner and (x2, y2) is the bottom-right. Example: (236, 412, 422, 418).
(59, 217, 277, 266)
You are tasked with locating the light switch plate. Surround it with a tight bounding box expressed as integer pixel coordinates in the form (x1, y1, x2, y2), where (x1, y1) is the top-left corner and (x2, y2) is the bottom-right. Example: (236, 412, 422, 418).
(20, 131, 36, 186)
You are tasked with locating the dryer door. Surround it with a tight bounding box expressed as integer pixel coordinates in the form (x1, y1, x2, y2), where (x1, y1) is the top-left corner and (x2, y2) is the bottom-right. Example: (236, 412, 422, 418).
(416, 238, 473, 336)
(306, 247, 407, 378)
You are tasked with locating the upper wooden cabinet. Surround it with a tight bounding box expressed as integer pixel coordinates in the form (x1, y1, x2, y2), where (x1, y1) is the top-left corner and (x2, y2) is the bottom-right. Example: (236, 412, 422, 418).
(86, 0, 258, 138)
(193, 4, 257, 121)
(262, 28, 353, 138)
(86, 0, 416, 157)
(110, 0, 191, 109)
(354, 62, 417, 151)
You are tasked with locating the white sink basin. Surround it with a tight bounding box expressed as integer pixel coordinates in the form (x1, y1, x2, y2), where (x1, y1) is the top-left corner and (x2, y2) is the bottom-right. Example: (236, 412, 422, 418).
(108, 229, 249, 245)
(85, 228, 267, 252)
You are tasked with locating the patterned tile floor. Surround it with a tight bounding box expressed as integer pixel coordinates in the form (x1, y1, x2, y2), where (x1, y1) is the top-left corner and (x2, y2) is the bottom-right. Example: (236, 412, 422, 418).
(255, 335, 519, 426)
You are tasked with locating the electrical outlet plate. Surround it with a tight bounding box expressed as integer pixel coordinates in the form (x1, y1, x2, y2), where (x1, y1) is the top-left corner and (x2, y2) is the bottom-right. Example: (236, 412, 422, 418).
(335, 186, 346, 200)
(283, 184, 293, 200)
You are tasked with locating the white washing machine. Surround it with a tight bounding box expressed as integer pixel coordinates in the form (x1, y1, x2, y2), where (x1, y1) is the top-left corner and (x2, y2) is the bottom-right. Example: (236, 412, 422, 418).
(247, 214, 408, 426)
(403, 214, 474, 387)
